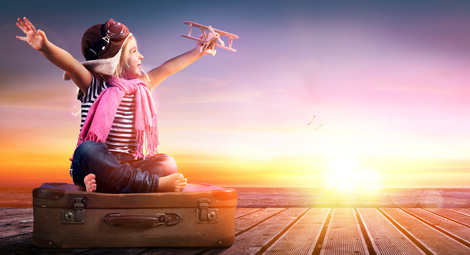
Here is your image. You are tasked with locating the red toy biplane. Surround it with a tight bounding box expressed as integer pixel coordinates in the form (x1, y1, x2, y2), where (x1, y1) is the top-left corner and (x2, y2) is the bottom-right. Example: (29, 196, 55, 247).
(181, 21, 239, 55)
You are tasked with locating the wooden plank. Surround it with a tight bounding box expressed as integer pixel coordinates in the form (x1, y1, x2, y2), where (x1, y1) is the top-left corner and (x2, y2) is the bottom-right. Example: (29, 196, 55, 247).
(382, 208, 470, 255)
(358, 208, 425, 255)
(0, 232, 32, 247)
(0, 214, 34, 225)
(139, 249, 203, 255)
(319, 208, 369, 255)
(0, 207, 33, 212)
(261, 208, 330, 255)
(205, 208, 307, 255)
(0, 208, 33, 229)
(0, 233, 47, 255)
(424, 208, 470, 226)
(0, 208, 33, 238)
(235, 208, 263, 218)
(0, 225, 33, 239)
(75, 248, 171, 255)
(234, 208, 285, 234)
(450, 208, 470, 217)
(0, 208, 33, 217)
(4, 207, 470, 254)
(0, 208, 33, 218)
(403, 209, 470, 245)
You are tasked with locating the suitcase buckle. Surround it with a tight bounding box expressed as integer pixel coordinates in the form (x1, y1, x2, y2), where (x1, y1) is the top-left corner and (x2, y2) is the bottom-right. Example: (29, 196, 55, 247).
(62, 197, 86, 224)
(197, 198, 218, 224)
(157, 213, 182, 226)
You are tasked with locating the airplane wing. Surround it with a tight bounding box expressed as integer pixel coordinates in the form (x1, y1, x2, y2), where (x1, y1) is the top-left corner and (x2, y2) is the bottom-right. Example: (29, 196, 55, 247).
(183, 21, 239, 39)
(182, 21, 239, 52)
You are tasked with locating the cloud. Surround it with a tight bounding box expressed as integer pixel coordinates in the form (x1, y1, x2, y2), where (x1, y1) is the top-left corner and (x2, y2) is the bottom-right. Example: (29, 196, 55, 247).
(0, 71, 78, 112)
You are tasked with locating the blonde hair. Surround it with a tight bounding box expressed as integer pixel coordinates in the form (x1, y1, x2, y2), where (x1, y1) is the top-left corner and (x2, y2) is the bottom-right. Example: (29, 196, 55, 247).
(114, 35, 152, 87)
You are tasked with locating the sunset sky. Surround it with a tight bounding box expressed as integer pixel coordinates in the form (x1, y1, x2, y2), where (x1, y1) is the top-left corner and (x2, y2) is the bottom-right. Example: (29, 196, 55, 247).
(1, 0, 469, 188)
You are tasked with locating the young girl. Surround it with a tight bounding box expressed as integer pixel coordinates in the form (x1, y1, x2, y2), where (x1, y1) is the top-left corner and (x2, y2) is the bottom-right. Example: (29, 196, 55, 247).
(16, 17, 209, 193)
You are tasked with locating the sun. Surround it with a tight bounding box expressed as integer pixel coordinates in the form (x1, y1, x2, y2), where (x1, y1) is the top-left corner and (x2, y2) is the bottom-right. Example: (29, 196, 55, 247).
(323, 156, 382, 193)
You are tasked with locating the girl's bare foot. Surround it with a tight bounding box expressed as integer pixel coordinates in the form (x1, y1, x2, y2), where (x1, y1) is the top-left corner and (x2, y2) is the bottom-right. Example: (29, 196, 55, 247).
(158, 173, 187, 192)
(84, 174, 97, 192)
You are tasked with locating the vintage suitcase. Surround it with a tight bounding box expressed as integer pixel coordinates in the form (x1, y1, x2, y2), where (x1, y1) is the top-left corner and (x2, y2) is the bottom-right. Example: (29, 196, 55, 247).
(32, 182, 237, 248)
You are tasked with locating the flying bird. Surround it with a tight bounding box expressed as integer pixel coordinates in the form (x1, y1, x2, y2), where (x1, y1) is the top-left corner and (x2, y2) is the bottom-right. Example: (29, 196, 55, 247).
(307, 115, 316, 125)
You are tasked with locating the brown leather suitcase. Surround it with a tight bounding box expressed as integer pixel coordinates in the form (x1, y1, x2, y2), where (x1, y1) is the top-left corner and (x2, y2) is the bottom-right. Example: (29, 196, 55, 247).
(32, 183, 237, 248)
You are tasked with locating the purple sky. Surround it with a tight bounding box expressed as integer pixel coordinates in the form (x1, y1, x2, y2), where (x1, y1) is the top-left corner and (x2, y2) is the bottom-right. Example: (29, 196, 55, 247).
(1, 0, 470, 187)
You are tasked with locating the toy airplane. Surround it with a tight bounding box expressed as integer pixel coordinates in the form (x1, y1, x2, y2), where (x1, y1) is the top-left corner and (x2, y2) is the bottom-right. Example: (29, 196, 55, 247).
(181, 21, 239, 55)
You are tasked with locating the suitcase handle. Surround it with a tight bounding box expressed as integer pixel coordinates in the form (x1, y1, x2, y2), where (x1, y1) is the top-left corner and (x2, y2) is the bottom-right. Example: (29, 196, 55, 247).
(103, 213, 181, 227)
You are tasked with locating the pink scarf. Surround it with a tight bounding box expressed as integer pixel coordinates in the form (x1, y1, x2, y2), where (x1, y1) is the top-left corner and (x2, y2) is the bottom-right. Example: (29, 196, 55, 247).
(77, 76, 158, 159)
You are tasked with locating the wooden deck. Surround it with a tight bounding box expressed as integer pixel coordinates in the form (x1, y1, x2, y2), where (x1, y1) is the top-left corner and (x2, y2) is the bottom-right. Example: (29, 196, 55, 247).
(2, 207, 470, 254)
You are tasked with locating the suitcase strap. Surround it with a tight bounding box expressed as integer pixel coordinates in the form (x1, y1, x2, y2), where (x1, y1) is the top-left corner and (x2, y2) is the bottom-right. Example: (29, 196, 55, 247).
(103, 213, 181, 227)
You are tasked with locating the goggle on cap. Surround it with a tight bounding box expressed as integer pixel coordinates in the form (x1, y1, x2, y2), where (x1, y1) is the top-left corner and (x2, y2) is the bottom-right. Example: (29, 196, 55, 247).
(63, 19, 131, 80)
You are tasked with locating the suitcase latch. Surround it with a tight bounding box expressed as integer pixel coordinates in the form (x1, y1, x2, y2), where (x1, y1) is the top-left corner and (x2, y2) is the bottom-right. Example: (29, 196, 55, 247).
(62, 197, 86, 224)
(197, 198, 218, 224)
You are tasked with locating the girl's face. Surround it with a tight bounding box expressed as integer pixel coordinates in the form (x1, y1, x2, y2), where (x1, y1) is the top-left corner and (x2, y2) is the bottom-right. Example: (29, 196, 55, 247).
(122, 37, 144, 79)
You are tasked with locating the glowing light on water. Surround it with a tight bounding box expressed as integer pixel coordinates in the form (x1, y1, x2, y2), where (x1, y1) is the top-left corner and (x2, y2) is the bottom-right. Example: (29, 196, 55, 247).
(323, 156, 382, 194)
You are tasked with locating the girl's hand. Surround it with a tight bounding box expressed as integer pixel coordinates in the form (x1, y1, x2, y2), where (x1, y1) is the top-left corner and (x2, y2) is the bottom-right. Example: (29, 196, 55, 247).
(16, 17, 47, 51)
(196, 34, 212, 56)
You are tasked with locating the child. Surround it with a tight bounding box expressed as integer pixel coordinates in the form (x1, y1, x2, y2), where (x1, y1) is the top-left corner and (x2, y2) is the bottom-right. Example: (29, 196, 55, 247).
(16, 17, 209, 193)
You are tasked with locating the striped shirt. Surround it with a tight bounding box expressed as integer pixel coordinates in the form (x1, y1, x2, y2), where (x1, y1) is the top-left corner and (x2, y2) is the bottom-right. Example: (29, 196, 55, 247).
(78, 74, 137, 155)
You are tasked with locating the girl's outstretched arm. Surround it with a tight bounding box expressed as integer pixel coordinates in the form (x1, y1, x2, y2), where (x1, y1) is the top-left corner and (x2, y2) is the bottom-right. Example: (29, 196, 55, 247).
(16, 17, 92, 94)
(145, 43, 206, 90)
